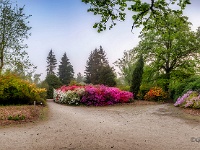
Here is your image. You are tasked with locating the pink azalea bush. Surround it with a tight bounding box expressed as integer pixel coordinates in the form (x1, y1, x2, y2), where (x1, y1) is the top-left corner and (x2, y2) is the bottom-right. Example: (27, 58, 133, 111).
(174, 90, 200, 109)
(53, 85, 133, 106)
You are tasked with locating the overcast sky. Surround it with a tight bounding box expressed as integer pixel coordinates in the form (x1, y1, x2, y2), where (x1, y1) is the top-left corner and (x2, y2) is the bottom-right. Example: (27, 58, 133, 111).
(17, 0, 200, 80)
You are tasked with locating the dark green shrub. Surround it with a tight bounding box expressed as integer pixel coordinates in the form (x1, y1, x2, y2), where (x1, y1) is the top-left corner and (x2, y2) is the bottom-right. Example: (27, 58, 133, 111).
(45, 74, 62, 99)
(137, 84, 151, 100)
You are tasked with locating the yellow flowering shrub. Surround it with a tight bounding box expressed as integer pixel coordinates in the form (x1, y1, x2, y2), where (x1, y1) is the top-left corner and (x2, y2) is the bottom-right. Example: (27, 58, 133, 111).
(0, 73, 46, 105)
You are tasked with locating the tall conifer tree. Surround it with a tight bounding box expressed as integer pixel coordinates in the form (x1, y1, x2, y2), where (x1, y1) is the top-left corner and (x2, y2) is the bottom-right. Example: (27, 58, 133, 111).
(130, 55, 144, 99)
(85, 46, 116, 86)
(58, 52, 74, 85)
(46, 49, 57, 75)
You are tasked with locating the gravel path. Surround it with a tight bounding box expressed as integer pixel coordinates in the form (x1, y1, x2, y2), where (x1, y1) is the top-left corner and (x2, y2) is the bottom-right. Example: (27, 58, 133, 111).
(0, 100, 200, 150)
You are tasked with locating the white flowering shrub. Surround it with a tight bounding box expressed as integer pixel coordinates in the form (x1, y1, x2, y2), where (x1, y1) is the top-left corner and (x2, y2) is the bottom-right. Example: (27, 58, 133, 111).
(54, 87, 85, 105)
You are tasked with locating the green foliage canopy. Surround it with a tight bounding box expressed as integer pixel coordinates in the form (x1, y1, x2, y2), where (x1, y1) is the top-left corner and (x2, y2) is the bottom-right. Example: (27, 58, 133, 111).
(134, 13, 200, 92)
(114, 49, 137, 85)
(82, 0, 191, 32)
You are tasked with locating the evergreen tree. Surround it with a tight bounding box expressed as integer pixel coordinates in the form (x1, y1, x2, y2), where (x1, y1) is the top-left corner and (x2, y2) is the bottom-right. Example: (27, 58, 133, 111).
(58, 52, 74, 85)
(85, 46, 116, 86)
(130, 55, 144, 99)
(46, 49, 57, 75)
(85, 46, 107, 84)
(98, 65, 116, 87)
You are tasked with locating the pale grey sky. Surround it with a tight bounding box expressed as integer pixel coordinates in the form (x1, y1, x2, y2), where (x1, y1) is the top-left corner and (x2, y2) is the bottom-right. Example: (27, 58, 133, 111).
(17, 0, 200, 80)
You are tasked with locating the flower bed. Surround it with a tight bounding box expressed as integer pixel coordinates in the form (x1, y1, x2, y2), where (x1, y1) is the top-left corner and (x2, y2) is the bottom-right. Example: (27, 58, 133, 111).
(174, 90, 200, 109)
(53, 85, 133, 106)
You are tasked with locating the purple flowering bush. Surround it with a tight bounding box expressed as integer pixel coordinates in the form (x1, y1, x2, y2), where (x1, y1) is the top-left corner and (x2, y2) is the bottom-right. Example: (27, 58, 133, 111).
(54, 85, 133, 106)
(174, 90, 200, 109)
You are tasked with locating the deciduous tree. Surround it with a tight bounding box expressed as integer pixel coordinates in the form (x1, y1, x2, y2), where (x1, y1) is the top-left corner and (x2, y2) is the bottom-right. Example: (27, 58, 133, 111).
(135, 13, 200, 92)
(0, 0, 32, 74)
(76, 72, 85, 83)
(82, 0, 191, 32)
(114, 49, 137, 85)
(33, 73, 42, 85)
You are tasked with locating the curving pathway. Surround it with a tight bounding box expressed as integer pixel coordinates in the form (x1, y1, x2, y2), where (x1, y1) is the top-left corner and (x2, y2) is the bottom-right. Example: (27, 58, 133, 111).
(0, 100, 200, 150)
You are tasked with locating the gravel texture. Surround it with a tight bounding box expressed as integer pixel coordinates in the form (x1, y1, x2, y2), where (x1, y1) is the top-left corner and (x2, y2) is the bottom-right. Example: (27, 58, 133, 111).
(0, 99, 200, 150)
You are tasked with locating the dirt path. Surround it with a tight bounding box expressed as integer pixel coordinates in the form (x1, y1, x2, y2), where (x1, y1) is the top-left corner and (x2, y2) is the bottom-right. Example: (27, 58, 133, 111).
(0, 100, 200, 150)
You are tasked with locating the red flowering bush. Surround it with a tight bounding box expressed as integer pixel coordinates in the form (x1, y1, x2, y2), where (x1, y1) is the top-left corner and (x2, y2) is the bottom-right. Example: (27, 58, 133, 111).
(144, 87, 167, 101)
(57, 85, 84, 92)
(54, 85, 134, 106)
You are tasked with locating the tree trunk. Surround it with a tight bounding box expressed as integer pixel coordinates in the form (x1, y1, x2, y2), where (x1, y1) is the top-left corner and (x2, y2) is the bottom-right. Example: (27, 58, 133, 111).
(0, 48, 4, 75)
(164, 70, 170, 93)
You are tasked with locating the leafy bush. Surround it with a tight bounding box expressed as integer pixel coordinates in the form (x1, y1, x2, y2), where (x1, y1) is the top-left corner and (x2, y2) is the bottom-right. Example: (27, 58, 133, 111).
(54, 85, 133, 106)
(116, 85, 130, 91)
(173, 76, 200, 101)
(144, 87, 167, 101)
(174, 90, 200, 109)
(8, 114, 26, 121)
(69, 80, 86, 86)
(0, 74, 46, 105)
(137, 84, 151, 100)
